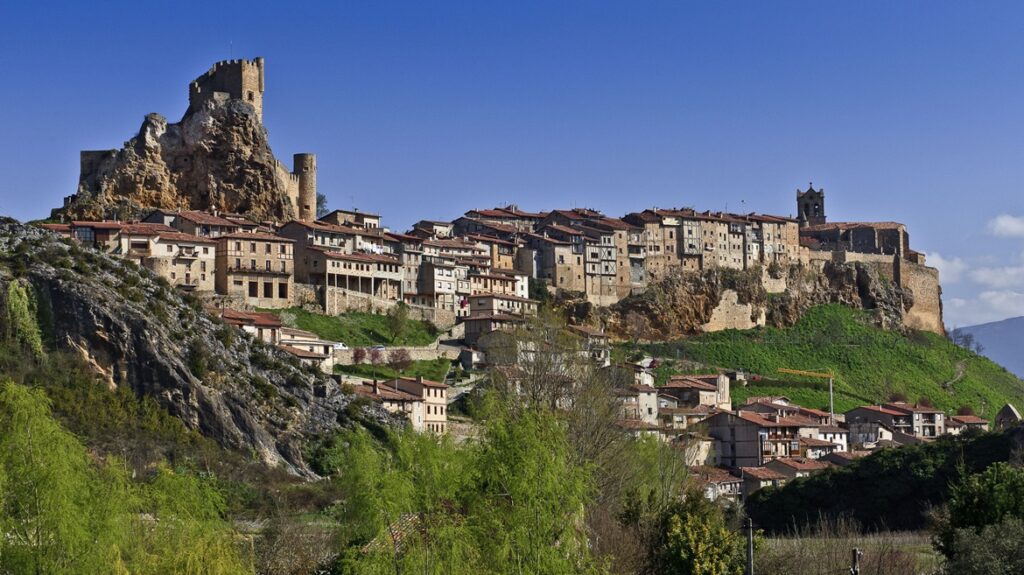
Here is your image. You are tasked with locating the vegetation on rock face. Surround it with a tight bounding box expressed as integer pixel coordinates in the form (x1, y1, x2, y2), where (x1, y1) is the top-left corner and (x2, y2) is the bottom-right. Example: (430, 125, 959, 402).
(640, 305, 1024, 416)
(274, 307, 437, 347)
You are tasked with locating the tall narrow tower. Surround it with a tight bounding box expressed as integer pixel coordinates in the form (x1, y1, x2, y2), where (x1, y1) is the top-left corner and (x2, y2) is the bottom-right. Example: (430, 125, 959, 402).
(295, 153, 317, 221)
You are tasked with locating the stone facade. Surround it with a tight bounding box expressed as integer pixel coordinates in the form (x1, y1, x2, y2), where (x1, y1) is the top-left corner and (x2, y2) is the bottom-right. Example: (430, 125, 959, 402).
(215, 232, 294, 308)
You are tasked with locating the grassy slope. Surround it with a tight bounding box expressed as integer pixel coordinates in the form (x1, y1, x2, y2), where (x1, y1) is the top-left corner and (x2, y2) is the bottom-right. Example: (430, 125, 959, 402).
(268, 307, 437, 347)
(334, 358, 452, 382)
(638, 305, 1024, 418)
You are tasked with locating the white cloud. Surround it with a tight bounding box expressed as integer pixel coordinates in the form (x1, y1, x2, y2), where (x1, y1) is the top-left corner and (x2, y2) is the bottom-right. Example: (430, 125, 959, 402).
(943, 290, 1024, 328)
(927, 252, 968, 284)
(969, 265, 1024, 289)
(987, 214, 1024, 237)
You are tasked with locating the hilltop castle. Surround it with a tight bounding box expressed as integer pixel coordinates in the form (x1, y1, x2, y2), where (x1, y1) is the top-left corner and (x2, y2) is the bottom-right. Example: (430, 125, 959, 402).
(62, 57, 318, 222)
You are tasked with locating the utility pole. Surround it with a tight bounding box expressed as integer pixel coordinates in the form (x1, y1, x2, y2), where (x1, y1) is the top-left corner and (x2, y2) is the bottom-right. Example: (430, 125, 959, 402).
(850, 548, 862, 575)
(746, 518, 754, 575)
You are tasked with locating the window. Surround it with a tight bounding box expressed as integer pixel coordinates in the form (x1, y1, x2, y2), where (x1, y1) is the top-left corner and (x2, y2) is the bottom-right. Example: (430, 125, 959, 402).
(280, 244, 287, 254)
(200, 261, 206, 272)
(166, 245, 173, 253)
(264, 282, 273, 298)
(265, 261, 271, 271)
(234, 258, 241, 268)
(280, 261, 286, 272)
(249, 259, 256, 270)
(265, 244, 271, 254)
(248, 282, 258, 297)
(202, 247, 209, 255)
(278, 283, 288, 299)
(250, 242, 256, 253)
(235, 241, 241, 251)
(233, 279, 243, 286)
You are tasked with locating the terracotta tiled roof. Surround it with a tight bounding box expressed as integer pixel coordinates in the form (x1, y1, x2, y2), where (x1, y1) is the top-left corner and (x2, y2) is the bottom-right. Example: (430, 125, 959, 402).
(850, 405, 906, 417)
(176, 211, 239, 226)
(664, 376, 718, 392)
(355, 382, 422, 403)
(568, 324, 606, 337)
(37, 223, 72, 232)
(156, 231, 217, 244)
(220, 308, 282, 328)
(691, 466, 741, 485)
(539, 223, 584, 236)
(278, 345, 329, 359)
(771, 457, 830, 471)
(616, 419, 662, 431)
(951, 415, 988, 425)
(799, 437, 838, 448)
(740, 467, 787, 481)
(467, 293, 536, 303)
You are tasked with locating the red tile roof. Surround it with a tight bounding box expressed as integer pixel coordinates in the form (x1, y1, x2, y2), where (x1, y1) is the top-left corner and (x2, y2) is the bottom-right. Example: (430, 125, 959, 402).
(771, 457, 831, 471)
(278, 344, 329, 359)
(176, 211, 239, 226)
(220, 308, 283, 328)
(951, 415, 988, 425)
(740, 467, 787, 481)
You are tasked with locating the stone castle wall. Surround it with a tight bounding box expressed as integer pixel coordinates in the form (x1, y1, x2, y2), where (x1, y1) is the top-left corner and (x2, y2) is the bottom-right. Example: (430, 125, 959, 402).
(898, 259, 944, 334)
(701, 290, 765, 332)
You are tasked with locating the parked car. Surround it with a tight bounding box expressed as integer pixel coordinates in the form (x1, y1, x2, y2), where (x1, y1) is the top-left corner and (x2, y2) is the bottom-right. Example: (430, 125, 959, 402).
(369, 344, 386, 352)
(333, 342, 349, 351)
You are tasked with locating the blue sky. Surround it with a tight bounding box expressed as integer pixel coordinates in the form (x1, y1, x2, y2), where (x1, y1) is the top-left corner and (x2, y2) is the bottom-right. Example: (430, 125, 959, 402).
(2, 1, 1024, 327)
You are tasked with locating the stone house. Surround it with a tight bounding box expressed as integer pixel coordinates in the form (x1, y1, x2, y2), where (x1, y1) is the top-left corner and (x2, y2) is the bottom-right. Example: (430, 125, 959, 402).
(219, 308, 282, 343)
(527, 233, 585, 293)
(660, 374, 731, 410)
(739, 466, 787, 501)
(319, 208, 382, 230)
(692, 466, 743, 504)
(615, 384, 659, 426)
(384, 376, 449, 434)
(146, 210, 243, 238)
(215, 232, 294, 308)
(705, 411, 818, 468)
(355, 381, 426, 432)
(467, 293, 538, 317)
(569, 325, 611, 366)
(119, 228, 217, 292)
(463, 314, 525, 346)
(279, 220, 359, 282)
(310, 249, 402, 301)
(384, 232, 425, 299)
(948, 414, 989, 433)
(279, 343, 333, 373)
(411, 220, 455, 238)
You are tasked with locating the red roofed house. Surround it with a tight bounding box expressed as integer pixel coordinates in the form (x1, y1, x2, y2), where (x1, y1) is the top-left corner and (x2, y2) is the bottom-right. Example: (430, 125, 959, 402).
(739, 466, 787, 500)
(616, 384, 659, 426)
(219, 308, 282, 343)
(766, 456, 831, 480)
(383, 376, 449, 434)
(354, 380, 426, 431)
(215, 232, 294, 308)
(705, 410, 820, 468)
(119, 227, 217, 292)
(661, 374, 732, 410)
(948, 414, 989, 433)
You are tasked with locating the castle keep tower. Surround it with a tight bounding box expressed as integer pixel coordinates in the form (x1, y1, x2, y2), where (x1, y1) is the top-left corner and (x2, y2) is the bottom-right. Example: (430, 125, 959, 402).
(796, 183, 826, 227)
(295, 153, 317, 221)
(188, 57, 265, 120)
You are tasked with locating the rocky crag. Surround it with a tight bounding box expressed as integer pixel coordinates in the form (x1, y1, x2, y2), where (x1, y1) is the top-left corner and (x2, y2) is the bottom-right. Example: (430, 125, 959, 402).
(576, 261, 920, 340)
(57, 98, 296, 222)
(0, 219, 396, 476)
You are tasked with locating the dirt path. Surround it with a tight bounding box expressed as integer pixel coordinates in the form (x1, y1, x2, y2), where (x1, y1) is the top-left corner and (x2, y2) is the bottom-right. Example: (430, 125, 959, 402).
(943, 360, 966, 393)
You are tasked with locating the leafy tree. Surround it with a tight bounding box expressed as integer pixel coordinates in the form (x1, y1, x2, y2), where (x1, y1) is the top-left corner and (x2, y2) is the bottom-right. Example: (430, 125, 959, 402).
(0, 380, 129, 573)
(385, 302, 410, 344)
(941, 517, 1024, 575)
(934, 462, 1024, 559)
(0, 380, 255, 574)
(644, 489, 745, 575)
(316, 193, 329, 219)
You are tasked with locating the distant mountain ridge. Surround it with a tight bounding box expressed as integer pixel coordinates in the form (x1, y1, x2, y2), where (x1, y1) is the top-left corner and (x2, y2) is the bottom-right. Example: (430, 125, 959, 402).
(958, 316, 1024, 378)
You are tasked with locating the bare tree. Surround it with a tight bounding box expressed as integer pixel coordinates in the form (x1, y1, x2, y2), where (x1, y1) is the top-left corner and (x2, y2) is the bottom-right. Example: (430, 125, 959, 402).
(624, 311, 651, 348)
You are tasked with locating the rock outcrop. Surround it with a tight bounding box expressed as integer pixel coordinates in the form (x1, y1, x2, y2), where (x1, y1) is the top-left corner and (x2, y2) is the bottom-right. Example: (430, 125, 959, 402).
(57, 98, 297, 222)
(600, 261, 915, 340)
(0, 219, 396, 477)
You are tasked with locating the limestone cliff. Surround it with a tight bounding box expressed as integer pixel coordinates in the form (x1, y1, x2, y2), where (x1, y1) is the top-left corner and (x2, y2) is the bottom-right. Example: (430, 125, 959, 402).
(0, 219, 396, 477)
(597, 260, 929, 340)
(57, 98, 298, 222)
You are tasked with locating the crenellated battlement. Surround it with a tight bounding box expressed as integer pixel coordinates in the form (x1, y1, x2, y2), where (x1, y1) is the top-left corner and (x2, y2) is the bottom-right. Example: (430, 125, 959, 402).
(188, 56, 265, 120)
